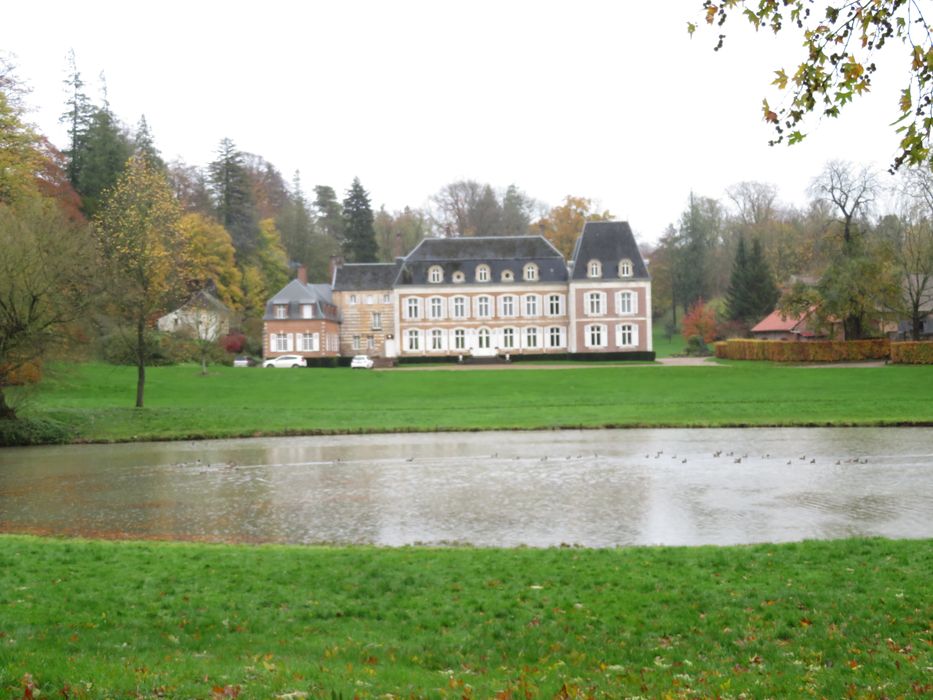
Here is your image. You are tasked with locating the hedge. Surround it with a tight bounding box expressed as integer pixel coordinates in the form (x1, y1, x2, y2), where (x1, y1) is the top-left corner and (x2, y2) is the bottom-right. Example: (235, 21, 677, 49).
(714, 339, 890, 362)
(890, 341, 933, 364)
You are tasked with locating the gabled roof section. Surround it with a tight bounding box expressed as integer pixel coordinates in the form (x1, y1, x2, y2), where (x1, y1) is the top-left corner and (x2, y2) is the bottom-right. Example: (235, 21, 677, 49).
(397, 235, 568, 286)
(570, 221, 649, 281)
(264, 279, 339, 321)
(333, 262, 401, 291)
(752, 309, 807, 334)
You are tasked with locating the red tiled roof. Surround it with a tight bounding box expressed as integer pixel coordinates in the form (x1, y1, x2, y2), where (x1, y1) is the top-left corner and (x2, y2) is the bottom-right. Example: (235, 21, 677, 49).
(751, 308, 808, 333)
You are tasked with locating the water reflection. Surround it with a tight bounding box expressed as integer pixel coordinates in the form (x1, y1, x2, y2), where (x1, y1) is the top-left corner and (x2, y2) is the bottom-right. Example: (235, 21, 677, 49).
(0, 428, 931, 547)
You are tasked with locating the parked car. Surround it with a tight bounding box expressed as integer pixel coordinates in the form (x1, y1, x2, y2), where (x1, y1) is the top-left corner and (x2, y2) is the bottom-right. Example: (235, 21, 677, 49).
(233, 355, 257, 367)
(262, 354, 305, 368)
(350, 355, 374, 369)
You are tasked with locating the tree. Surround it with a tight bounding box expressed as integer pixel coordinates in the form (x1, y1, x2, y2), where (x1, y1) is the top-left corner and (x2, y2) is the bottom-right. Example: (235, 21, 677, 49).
(0, 198, 94, 419)
(374, 206, 430, 261)
(534, 195, 613, 258)
(887, 168, 933, 338)
(59, 50, 93, 190)
(133, 116, 164, 170)
(342, 177, 378, 262)
(313, 185, 345, 245)
(0, 70, 42, 205)
(727, 236, 781, 324)
(500, 184, 536, 236)
(681, 298, 718, 343)
(95, 155, 190, 408)
(693, 1, 933, 170)
(209, 138, 260, 256)
(180, 213, 244, 309)
(432, 180, 484, 237)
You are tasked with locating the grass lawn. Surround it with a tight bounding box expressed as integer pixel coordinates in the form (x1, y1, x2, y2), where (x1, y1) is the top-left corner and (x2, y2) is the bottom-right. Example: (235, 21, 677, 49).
(0, 536, 929, 699)
(652, 323, 686, 358)
(7, 360, 933, 443)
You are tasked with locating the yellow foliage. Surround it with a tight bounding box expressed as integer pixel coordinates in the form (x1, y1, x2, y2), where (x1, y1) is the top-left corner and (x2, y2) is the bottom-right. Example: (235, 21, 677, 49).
(534, 196, 613, 258)
(180, 213, 244, 310)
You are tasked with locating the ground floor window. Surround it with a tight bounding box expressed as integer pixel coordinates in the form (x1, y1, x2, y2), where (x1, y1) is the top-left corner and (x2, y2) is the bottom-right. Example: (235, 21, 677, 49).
(453, 328, 466, 350)
(273, 333, 288, 352)
(502, 327, 515, 349)
(586, 324, 606, 348)
(548, 326, 564, 348)
(525, 327, 538, 348)
(478, 328, 491, 349)
(616, 323, 637, 347)
(431, 329, 443, 350)
(299, 332, 319, 352)
(352, 335, 361, 351)
(367, 335, 375, 351)
(407, 329, 420, 351)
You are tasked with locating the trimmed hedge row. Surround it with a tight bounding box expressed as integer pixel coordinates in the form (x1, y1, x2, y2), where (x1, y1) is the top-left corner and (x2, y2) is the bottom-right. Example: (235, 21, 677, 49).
(890, 341, 933, 364)
(714, 339, 891, 362)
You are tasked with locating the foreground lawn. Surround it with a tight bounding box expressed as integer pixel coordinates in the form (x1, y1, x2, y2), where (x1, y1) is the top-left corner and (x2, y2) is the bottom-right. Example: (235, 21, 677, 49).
(9, 361, 933, 443)
(0, 536, 928, 698)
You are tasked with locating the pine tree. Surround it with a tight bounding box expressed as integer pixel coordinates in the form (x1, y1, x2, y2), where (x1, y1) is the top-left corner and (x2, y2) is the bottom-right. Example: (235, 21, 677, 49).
(209, 138, 259, 256)
(726, 235, 751, 321)
(74, 105, 133, 217)
(59, 50, 93, 190)
(313, 184, 345, 245)
(746, 238, 780, 321)
(133, 115, 164, 170)
(341, 177, 378, 262)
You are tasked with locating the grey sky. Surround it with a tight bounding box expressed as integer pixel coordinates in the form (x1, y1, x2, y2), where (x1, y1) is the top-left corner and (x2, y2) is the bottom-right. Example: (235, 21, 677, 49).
(2, 0, 906, 243)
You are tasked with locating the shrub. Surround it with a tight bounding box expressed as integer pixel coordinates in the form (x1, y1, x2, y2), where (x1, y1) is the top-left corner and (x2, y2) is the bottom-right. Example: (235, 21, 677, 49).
(715, 339, 890, 362)
(220, 332, 247, 354)
(0, 417, 72, 447)
(684, 335, 711, 356)
(890, 341, 933, 364)
(682, 299, 718, 343)
(0, 360, 42, 386)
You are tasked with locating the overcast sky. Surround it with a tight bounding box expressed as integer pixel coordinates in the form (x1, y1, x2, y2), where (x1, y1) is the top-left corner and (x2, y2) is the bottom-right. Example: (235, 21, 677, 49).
(2, 0, 908, 243)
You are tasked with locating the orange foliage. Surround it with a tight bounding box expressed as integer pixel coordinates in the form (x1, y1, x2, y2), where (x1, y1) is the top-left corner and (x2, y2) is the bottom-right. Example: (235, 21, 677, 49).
(681, 299, 718, 343)
(714, 339, 890, 362)
(890, 341, 933, 364)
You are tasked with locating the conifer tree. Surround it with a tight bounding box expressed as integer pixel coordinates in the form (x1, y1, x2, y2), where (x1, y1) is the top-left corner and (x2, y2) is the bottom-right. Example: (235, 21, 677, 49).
(725, 235, 751, 322)
(342, 177, 378, 263)
(209, 138, 259, 256)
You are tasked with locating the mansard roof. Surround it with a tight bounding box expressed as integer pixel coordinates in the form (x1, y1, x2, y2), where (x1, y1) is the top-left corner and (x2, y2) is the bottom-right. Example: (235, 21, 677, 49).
(397, 235, 568, 285)
(333, 262, 400, 291)
(570, 221, 650, 280)
(263, 279, 339, 321)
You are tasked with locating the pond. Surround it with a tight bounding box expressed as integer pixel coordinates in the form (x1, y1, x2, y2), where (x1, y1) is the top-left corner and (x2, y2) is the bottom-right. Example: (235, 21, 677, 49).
(0, 427, 930, 547)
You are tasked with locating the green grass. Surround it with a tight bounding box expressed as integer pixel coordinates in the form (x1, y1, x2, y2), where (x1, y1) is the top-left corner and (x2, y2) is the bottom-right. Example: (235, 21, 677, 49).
(652, 323, 686, 358)
(0, 536, 928, 698)
(8, 360, 933, 443)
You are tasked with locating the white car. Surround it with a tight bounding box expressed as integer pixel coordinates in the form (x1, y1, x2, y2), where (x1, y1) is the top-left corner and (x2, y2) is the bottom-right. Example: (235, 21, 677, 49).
(262, 354, 305, 368)
(350, 355, 374, 369)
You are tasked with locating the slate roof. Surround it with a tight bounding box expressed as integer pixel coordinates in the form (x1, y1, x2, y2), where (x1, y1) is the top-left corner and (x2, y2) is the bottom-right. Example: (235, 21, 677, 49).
(570, 221, 650, 281)
(263, 279, 339, 321)
(396, 235, 568, 286)
(333, 262, 401, 291)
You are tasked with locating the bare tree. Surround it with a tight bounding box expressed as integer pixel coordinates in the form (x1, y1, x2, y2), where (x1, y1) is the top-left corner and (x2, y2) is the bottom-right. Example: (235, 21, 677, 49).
(888, 169, 933, 339)
(809, 161, 879, 248)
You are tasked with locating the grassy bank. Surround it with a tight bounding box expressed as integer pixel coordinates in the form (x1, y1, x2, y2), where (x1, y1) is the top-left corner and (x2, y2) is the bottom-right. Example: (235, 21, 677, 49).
(0, 536, 928, 698)
(7, 361, 933, 443)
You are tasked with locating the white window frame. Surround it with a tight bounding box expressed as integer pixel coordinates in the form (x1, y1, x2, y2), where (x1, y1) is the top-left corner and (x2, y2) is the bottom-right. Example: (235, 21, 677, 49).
(428, 265, 444, 283)
(406, 329, 420, 351)
(477, 327, 491, 349)
(352, 335, 361, 351)
(429, 296, 444, 320)
(585, 323, 607, 348)
(453, 328, 466, 350)
(524, 294, 538, 318)
(616, 323, 638, 348)
(548, 326, 564, 348)
(452, 296, 467, 319)
(274, 305, 288, 320)
(547, 294, 564, 316)
(502, 327, 515, 349)
(586, 291, 605, 316)
(587, 260, 602, 278)
(619, 259, 633, 277)
(523, 263, 538, 281)
(301, 304, 313, 319)
(367, 335, 375, 351)
(430, 328, 444, 351)
(371, 311, 382, 330)
(476, 264, 490, 282)
(500, 295, 515, 318)
(476, 295, 491, 318)
(383, 293, 391, 303)
(273, 332, 288, 352)
(405, 297, 420, 320)
(524, 326, 538, 348)
(616, 291, 637, 315)
(349, 295, 358, 305)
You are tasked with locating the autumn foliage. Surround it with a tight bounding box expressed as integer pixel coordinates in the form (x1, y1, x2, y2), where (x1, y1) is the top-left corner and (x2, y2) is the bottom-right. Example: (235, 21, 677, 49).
(714, 339, 890, 362)
(681, 299, 718, 343)
(890, 341, 933, 364)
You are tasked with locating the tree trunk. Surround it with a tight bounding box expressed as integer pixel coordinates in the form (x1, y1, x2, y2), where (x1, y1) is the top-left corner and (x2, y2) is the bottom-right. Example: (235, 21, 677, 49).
(0, 388, 16, 420)
(135, 317, 146, 408)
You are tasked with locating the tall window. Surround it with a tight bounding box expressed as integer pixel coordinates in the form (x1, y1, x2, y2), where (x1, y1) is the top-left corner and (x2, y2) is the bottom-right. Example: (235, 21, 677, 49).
(371, 312, 382, 329)
(586, 292, 604, 316)
(587, 260, 602, 278)
(501, 295, 515, 317)
(407, 329, 419, 351)
(523, 263, 538, 281)
(431, 329, 443, 350)
(616, 324, 636, 347)
(453, 328, 466, 350)
(548, 327, 563, 348)
(367, 335, 375, 351)
(453, 296, 466, 319)
(383, 294, 391, 303)
(275, 305, 287, 319)
(273, 333, 288, 352)
(524, 295, 538, 317)
(352, 335, 361, 350)
(477, 296, 491, 318)
(429, 297, 443, 319)
(478, 328, 491, 348)
(619, 259, 633, 277)
(301, 304, 313, 319)
(365, 295, 374, 304)
(548, 294, 563, 316)
(617, 291, 636, 315)
(300, 333, 318, 351)
(525, 327, 538, 348)
(349, 295, 357, 304)
(406, 297, 420, 319)
(476, 264, 490, 282)
(502, 327, 515, 349)
(586, 324, 605, 348)
(428, 265, 444, 283)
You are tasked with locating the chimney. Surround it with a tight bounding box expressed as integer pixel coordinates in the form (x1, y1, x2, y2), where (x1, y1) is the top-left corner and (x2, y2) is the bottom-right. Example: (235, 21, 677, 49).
(296, 265, 308, 285)
(329, 255, 344, 287)
(393, 231, 403, 260)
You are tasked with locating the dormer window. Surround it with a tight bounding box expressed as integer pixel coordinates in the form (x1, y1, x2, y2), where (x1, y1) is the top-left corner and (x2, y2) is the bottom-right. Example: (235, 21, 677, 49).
(428, 265, 444, 283)
(274, 304, 288, 319)
(452, 271, 465, 283)
(501, 269, 514, 282)
(476, 264, 490, 282)
(619, 259, 633, 277)
(523, 263, 538, 281)
(587, 260, 602, 278)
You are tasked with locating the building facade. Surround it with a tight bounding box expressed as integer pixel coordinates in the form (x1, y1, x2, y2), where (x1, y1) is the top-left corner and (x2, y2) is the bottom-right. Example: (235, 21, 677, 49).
(264, 221, 652, 362)
(262, 267, 341, 359)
